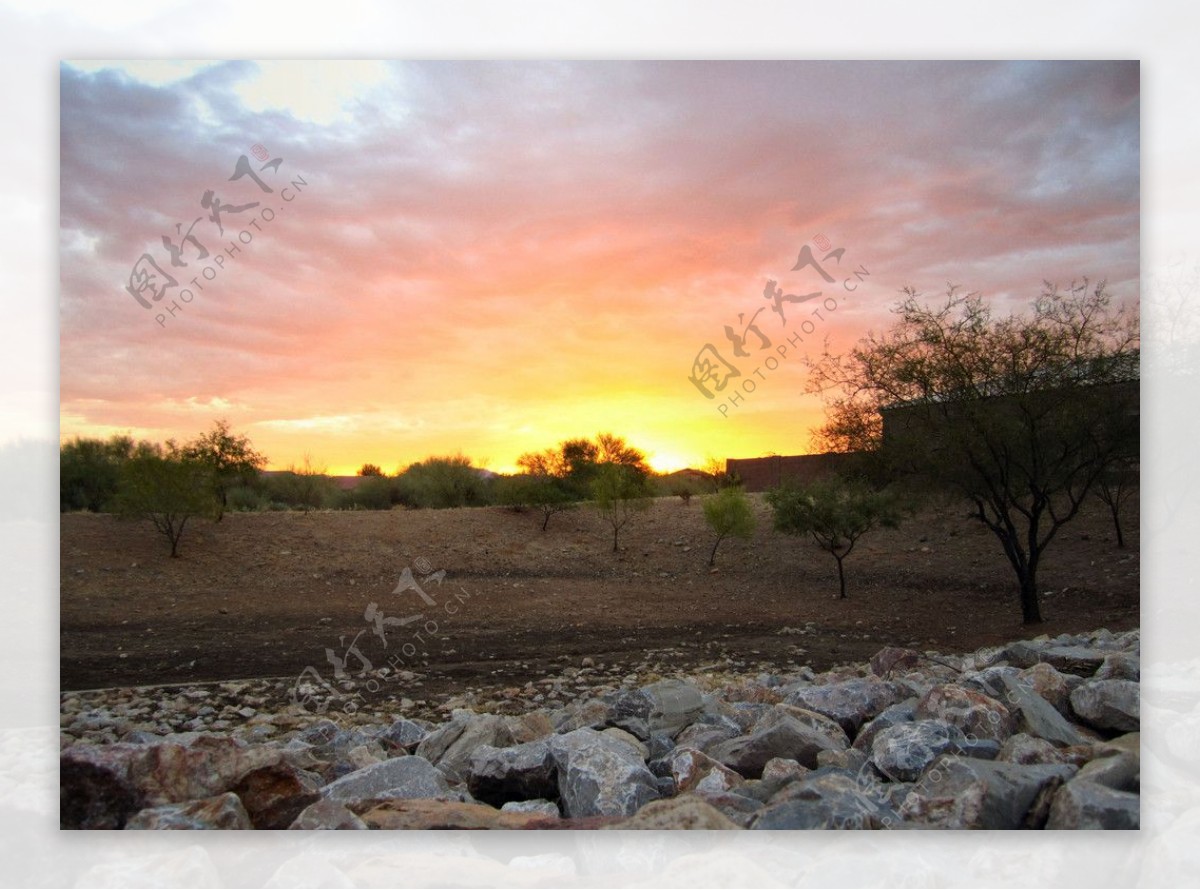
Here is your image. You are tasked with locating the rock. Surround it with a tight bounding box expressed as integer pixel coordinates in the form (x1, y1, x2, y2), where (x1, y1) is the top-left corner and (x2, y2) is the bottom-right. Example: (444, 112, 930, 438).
(761, 704, 851, 746)
(1075, 751, 1139, 793)
(1046, 780, 1139, 829)
(993, 640, 1045, 669)
(61, 737, 281, 811)
(320, 755, 457, 804)
(647, 732, 675, 761)
(501, 799, 560, 817)
(673, 723, 739, 754)
(605, 795, 740, 829)
(552, 698, 613, 733)
(1069, 680, 1140, 733)
(751, 773, 898, 829)
(871, 720, 960, 783)
(1037, 646, 1112, 677)
(549, 729, 660, 818)
(999, 675, 1090, 747)
(960, 665, 1022, 700)
(902, 757, 1076, 829)
(1017, 662, 1079, 717)
(125, 792, 252, 830)
(232, 763, 321, 830)
(416, 713, 516, 782)
(668, 747, 745, 795)
(507, 711, 555, 744)
(815, 748, 868, 772)
(611, 680, 707, 735)
(345, 745, 381, 770)
(60, 751, 145, 829)
(1094, 652, 1140, 682)
(997, 733, 1067, 765)
(915, 685, 1016, 743)
(376, 717, 429, 753)
(869, 646, 924, 677)
(852, 699, 917, 752)
(761, 757, 808, 788)
(610, 717, 651, 741)
(601, 727, 649, 759)
(783, 679, 909, 736)
(295, 720, 341, 746)
(357, 798, 549, 829)
(710, 710, 847, 778)
(288, 798, 368, 829)
(694, 791, 764, 827)
(467, 739, 557, 807)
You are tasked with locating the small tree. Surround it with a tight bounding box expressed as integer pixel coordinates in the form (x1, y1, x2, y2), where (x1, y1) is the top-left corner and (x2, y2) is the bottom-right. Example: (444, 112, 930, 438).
(590, 463, 652, 552)
(358, 463, 384, 477)
(275, 455, 335, 513)
(181, 420, 266, 521)
(113, 449, 219, 557)
(702, 486, 756, 566)
(766, 476, 904, 599)
(1094, 461, 1137, 548)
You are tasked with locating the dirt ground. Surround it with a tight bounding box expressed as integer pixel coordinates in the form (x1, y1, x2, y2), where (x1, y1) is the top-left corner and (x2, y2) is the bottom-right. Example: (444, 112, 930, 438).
(60, 494, 1139, 696)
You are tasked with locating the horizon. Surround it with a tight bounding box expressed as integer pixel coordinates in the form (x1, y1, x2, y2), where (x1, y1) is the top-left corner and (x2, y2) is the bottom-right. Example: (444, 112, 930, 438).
(59, 60, 1140, 476)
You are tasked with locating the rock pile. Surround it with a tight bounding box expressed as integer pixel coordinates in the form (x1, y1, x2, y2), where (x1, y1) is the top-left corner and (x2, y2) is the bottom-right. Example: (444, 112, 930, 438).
(60, 628, 1140, 829)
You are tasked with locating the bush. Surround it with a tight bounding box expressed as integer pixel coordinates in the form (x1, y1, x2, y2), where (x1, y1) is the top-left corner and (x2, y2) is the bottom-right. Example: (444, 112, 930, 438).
(766, 476, 906, 599)
(335, 475, 396, 510)
(264, 458, 338, 512)
(590, 463, 653, 552)
(702, 486, 756, 566)
(60, 435, 134, 512)
(395, 455, 491, 509)
(226, 484, 267, 512)
(112, 451, 220, 557)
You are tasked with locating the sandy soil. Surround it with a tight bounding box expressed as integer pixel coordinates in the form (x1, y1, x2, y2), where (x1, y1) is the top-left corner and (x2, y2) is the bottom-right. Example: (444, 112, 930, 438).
(60, 494, 1139, 697)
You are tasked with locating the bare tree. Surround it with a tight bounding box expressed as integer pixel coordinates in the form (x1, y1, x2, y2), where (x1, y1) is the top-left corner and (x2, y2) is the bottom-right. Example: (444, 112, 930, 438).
(809, 280, 1139, 623)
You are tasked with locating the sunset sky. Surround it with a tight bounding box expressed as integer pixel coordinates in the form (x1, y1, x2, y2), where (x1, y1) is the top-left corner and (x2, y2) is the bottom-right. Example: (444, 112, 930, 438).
(59, 60, 1140, 475)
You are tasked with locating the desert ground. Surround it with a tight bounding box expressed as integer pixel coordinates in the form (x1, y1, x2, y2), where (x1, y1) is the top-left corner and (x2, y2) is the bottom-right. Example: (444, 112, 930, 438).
(60, 493, 1139, 708)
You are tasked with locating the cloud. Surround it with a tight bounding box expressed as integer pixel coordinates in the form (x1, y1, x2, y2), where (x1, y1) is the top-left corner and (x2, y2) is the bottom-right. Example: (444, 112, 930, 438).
(59, 60, 1140, 471)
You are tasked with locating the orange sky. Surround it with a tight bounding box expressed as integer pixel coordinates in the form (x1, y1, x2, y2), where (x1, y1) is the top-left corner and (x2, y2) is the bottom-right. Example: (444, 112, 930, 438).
(59, 61, 1140, 475)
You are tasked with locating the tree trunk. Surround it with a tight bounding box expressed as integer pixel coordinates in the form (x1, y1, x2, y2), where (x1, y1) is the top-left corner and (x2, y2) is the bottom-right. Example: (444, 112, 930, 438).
(1019, 571, 1043, 624)
(835, 554, 847, 599)
(1109, 500, 1125, 548)
(612, 525, 619, 552)
(542, 510, 551, 532)
(708, 535, 723, 567)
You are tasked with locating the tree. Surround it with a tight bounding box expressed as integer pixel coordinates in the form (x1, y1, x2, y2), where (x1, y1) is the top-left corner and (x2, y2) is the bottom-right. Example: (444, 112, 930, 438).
(808, 280, 1139, 622)
(359, 463, 384, 477)
(668, 476, 697, 505)
(273, 455, 335, 513)
(396, 454, 490, 508)
(112, 447, 219, 557)
(702, 457, 735, 492)
(702, 486, 756, 566)
(60, 434, 134, 512)
(181, 420, 266, 521)
(1094, 461, 1137, 548)
(499, 473, 578, 530)
(590, 463, 652, 552)
(766, 476, 904, 599)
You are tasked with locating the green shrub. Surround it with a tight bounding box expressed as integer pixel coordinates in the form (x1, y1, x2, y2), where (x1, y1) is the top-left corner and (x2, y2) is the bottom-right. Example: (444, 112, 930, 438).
(702, 486, 756, 566)
(395, 455, 490, 509)
(335, 475, 396, 510)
